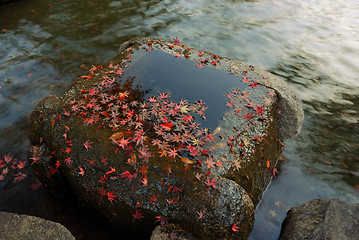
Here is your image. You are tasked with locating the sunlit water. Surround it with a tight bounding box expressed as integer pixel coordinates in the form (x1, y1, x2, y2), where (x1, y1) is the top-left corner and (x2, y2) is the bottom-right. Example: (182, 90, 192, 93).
(0, 0, 358, 239)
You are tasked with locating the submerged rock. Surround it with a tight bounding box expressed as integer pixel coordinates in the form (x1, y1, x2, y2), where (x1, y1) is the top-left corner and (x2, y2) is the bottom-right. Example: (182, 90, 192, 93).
(27, 37, 302, 239)
(279, 198, 359, 240)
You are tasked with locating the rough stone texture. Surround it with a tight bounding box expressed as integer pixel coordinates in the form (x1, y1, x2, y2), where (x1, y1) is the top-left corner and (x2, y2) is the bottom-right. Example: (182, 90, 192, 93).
(0, 211, 75, 240)
(151, 224, 194, 240)
(27, 38, 302, 239)
(279, 198, 359, 240)
(247, 67, 304, 139)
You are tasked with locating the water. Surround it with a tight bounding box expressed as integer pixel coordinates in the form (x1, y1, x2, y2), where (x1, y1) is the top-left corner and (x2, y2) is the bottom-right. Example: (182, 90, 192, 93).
(0, 0, 358, 239)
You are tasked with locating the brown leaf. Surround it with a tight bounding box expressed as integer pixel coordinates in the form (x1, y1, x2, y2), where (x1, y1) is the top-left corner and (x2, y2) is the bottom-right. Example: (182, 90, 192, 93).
(180, 156, 194, 165)
(109, 132, 125, 140)
(101, 111, 110, 118)
(234, 159, 241, 171)
(51, 119, 56, 128)
(213, 126, 221, 135)
(212, 142, 227, 149)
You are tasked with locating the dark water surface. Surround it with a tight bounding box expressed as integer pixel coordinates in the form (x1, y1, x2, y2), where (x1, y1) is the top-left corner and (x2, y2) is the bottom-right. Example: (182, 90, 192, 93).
(0, 0, 358, 239)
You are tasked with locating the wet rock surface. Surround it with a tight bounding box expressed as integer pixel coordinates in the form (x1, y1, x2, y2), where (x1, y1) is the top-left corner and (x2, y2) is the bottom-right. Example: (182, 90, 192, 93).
(279, 198, 359, 240)
(27, 38, 302, 239)
(0, 211, 76, 240)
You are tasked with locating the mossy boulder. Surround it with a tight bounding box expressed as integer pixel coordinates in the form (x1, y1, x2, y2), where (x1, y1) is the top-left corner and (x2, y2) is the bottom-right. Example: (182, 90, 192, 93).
(27, 38, 302, 239)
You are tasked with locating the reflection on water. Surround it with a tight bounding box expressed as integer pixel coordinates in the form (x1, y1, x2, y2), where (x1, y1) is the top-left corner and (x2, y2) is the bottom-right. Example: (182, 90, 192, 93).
(0, 0, 358, 239)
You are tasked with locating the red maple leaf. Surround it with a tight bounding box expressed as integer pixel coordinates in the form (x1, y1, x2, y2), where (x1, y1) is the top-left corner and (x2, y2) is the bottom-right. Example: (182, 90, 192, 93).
(172, 36, 180, 44)
(79, 167, 85, 176)
(249, 82, 259, 88)
(149, 193, 158, 204)
(115, 137, 130, 149)
(182, 114, 193, 123)
(232, 222, 239, 232)
(155, 216, 168, 227)
(242, 77, 251, 83)
(83, 140, 92, 151)
(255, 105, 265, 116)
(132, 210, 144, 220)
(139, 165, 148, 175)
(167, 148, 178, 158)
(64, 147, 71, 154)
(160, 122, 174, 131)
(64, 157, 72, 165)
(243, 113, 253, 121)
(141, 175, 148, 186)
(17, 161, 26, 169)
(107, 191, 118, 203)
(197, 209, 206, 219)
(13, 172, 27, 182)
(205, 177, 217, 189)
(98, 187, 106, 205)
(159, 92, 170, 99)
(120, 171, 136, 182)
(272, 167, 278, 176)
(106, 167, 116, 175)
(205, 158, 216, 169)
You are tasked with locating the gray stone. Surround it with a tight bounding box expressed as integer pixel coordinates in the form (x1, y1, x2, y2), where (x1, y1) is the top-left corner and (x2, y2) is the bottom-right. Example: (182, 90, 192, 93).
(249, 67, 304, 140)
(150, 224, 194, 240)
(279, 198, 359, 240)
(0, 211, 75, 240)
(27, 38, 302, 239)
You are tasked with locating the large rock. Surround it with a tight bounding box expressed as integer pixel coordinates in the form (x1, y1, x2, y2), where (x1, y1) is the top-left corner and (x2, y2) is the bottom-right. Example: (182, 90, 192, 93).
(279, 198, 359, 240)
(27, 37, 303, 239)
(0, 211, 75, 240)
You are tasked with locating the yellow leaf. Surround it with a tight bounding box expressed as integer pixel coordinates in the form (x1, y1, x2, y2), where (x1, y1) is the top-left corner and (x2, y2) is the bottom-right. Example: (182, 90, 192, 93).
(234, 159, 241, 171)
(213, 126, 221, 135)
(242, 138, 250, 146)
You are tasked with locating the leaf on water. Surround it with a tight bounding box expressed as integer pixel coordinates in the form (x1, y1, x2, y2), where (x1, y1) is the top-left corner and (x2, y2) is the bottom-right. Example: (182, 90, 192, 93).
(269, 210, 277, 217)
(212, 142, 227, 149)
(213, 126, 221, 135)
(109, 132, 125, 140)
(180, 156, 194, 165)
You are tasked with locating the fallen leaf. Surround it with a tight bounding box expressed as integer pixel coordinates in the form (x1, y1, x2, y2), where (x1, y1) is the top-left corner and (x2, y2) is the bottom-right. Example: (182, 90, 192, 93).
(180, 156, 194, 165)
(213, 126, 221, 135)
(109, 132, 125, 140)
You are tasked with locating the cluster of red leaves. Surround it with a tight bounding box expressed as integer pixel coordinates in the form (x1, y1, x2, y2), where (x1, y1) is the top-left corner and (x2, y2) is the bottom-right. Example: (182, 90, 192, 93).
(59, 49, 226, 224)
(56, 39, 278, 232)
(148, 37, 220, 70)
(0, 154, 27, 182)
